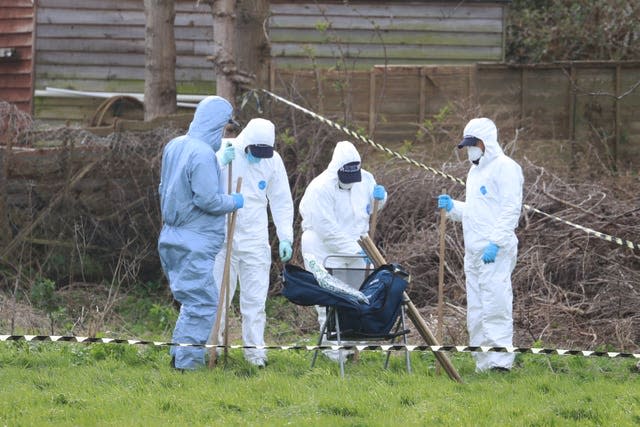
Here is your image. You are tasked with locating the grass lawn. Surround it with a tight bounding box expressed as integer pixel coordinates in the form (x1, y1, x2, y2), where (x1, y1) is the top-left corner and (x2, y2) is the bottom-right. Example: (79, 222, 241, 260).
(1, 341, 639, 426)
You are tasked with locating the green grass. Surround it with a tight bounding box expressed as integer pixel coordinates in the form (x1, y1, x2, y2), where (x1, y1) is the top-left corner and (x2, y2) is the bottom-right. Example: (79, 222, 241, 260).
(1, 341, 639, 426)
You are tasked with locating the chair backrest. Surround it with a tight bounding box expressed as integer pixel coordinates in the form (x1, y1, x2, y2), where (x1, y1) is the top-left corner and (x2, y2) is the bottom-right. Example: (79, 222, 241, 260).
(330, 264, 409, 337)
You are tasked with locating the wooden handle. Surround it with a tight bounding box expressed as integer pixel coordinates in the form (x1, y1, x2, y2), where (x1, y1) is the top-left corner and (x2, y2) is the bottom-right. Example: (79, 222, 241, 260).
(357, 235, 463, 383)
(208, 174, 242, 368)
(436, 188, 447, 374)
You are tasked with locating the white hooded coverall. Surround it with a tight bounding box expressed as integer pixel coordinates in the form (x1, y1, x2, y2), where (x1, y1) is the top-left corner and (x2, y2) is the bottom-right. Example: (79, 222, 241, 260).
(213, 118, 294, 365)
(447, 118, 523, 372)
(299, 141, 386, 329)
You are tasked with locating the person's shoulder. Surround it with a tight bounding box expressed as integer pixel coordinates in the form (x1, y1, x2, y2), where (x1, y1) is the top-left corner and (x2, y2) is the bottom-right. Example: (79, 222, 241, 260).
(502, 154, 522, 169)
(495, 154, 523, 177)
(361, 169, 376, 182)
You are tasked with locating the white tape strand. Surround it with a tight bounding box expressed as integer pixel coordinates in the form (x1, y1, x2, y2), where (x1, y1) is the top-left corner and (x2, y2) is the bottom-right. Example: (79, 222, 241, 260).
(261, 89, 639, 252)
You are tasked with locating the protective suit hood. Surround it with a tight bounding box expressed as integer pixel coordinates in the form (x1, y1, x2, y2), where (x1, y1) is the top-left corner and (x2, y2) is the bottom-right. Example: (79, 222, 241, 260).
(187, 96, 233, 152)
(236, 118, 275, 152)
(327, 141, 361, 176)
(463, 118, 503, 165)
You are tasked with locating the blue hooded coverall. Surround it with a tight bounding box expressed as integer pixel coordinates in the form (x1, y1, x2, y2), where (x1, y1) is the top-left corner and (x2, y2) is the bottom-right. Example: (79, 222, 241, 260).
(158, 96, 238, 370)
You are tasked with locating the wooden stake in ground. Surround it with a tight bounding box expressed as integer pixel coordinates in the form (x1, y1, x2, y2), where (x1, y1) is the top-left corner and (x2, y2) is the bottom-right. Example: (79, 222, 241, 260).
(357, 235, 463, 383)
(436, 188, 447, 375)
(208, 173, 242, 367)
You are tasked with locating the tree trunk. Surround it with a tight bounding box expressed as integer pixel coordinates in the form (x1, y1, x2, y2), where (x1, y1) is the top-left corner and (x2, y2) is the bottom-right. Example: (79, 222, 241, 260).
(236, 0, 269, 89)
(144, 0, 177, 121)
(211, 0, 237, 106)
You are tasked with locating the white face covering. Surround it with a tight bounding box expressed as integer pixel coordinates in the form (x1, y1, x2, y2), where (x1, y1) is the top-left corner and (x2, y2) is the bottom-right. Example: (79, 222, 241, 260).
(467, 146, 483, 163)
(338, 181, 354, 190)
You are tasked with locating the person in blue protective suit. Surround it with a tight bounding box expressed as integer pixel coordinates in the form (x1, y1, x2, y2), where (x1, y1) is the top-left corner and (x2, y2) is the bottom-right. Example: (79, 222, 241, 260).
(213, 118, 294, 367)
(299, 140, 387, 362)
(158, 96, 244, 371)
(438, 117, 523, 373)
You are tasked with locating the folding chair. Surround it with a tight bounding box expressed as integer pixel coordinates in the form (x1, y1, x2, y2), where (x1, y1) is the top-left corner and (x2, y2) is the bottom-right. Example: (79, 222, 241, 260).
(282, 261, 412, 377)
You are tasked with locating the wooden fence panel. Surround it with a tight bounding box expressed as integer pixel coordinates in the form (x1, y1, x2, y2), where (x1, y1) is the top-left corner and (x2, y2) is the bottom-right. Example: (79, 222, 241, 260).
(273, 62, 640, 170)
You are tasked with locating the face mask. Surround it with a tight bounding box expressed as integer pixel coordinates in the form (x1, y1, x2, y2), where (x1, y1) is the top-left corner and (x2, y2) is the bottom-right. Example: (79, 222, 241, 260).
(338, 181, 354, 190)
(246, 151, 261, 164)
(467, 146, 483, 164)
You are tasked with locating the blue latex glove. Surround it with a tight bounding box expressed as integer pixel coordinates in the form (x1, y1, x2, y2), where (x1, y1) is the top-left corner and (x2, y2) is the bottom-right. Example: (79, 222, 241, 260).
(481, 242, 499, 264)
(438, 194, 453, 212)
(231, 192, 244, 209)
(279, 240, 293, 262)
(220, 141, 235, 166)
(358, 249, 372, 266)
(373, 184, 386, 201)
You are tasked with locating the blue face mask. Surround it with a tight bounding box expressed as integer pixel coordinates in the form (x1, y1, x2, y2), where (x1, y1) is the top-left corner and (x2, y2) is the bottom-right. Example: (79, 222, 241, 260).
(246, 151, 261, 164)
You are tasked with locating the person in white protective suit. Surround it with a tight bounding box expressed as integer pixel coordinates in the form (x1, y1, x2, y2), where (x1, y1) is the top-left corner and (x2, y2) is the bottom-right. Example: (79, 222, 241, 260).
(438, 117, 523, 373)
(158, 96, 244, 371)
(299, 140, 387, 362)
(213, 118, 294, 367)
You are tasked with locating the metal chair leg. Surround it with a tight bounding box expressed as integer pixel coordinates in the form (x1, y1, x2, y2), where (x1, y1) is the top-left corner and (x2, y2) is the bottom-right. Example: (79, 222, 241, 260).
(311, 312, 328, 368)
(401, 305, 412, 374)
(334, 309, 344, 378)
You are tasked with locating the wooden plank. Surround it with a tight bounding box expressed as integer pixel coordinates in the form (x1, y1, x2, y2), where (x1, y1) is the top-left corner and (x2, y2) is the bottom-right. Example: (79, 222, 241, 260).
(0, 32, 33, 47)
(37, 24, 212, 41)
(0, 19, 33, 33)
(269, 15, 503, 33)
(0, 8, 34, 19)
(37, 0, 209, 13)
(36, 38, 212, 56)
(36, 8, 212, 27)
(272, 43, 502, 61)
(0, 74, 31, 88)
(273, 57, 478, 70)
(36, 52, 210, 69)
(269, 28, 502, 47)
(30, 63, 207, 81)
(0, 61, 33, 74)
(0, 0, 33, 7)
(270, 3, 503, 19)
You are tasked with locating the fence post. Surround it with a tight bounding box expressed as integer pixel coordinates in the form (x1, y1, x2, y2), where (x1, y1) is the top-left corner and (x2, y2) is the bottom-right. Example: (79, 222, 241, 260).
(568, 65, 577, 170)
(419, 67, 426, 134)
(368, 68, 376, 137)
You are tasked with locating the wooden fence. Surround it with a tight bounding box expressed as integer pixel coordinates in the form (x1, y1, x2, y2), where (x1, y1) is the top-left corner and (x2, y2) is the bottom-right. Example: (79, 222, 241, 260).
(271, 61, 640, 169)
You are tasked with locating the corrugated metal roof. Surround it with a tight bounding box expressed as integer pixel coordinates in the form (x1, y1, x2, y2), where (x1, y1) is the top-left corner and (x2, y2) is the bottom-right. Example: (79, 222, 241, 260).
(0, 0, 34, 114)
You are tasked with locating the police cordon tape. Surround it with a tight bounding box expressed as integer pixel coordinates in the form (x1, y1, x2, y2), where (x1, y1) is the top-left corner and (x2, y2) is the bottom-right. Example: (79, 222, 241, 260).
(260, 89, 639, 252)
(2, 335, 639, 359)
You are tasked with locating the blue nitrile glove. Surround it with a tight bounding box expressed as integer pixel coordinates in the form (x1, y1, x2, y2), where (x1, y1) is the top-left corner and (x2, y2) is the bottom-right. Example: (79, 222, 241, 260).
(438, 194, 453, 212)
(231, 192, 244, 209)
(221, 141, 235, 166)
(481, 242, 499, 264)
(358, 249, 372, 266)
(279, 240, 293, 262)
(373, 184, 386, 201)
